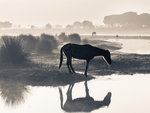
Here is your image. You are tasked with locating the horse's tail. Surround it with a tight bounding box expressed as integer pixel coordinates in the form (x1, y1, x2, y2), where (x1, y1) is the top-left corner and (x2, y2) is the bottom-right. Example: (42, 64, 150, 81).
(59, 47, 64, 69)
(59, 88, 64, 110)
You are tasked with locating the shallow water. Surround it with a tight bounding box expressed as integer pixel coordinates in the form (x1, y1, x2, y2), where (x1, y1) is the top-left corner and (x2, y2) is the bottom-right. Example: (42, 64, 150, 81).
(107, 38, 150, 54)
(0, 74, 150, 113)
(1, 38, 150, 113)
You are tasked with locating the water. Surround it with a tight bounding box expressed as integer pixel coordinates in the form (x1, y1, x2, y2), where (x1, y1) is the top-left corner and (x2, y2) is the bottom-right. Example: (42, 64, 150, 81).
(0, 37, 150, 113)
(0, 75, 150, 113)
(107, 38, 150, 54)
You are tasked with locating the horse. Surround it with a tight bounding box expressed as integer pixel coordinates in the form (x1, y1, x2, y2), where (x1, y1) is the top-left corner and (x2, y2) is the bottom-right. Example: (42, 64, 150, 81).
(59, 81, 112, 112)
(59, 43, 112, 77)
(92, 32, 96, 36)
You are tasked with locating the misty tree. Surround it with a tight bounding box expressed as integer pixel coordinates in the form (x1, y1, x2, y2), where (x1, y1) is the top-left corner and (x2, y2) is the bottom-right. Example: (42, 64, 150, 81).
(82, 20, 95, 29)
(139, 13, 150, 28)
(55, 25, 63, 29)
(30, 25, 37, 29)
(45, 23, 52, 29)
(72, 21, 82, 29)
(103, 12, 150, 28)
(68, 20, 95, 29)
(65, 24, 72, 29)
(0, 21, 12, 29)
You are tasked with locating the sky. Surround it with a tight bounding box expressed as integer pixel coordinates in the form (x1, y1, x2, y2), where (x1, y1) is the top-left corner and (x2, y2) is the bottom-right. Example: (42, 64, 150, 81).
(0, 0, 150, 27)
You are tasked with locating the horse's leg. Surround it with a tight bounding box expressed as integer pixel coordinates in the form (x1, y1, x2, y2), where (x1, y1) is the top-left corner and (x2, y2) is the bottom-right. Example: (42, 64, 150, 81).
(66, 56, 73, 74)
(70, 58, 76, 74)
(84, 60, 90, 77)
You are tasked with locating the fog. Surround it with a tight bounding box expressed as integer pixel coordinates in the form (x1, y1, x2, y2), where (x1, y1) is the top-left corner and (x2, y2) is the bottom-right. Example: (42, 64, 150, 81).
(0, 0, 150, 26)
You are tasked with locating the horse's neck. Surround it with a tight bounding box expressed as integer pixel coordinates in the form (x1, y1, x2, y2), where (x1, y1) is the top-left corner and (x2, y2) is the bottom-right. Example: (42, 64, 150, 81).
(93, 47, 106, 56)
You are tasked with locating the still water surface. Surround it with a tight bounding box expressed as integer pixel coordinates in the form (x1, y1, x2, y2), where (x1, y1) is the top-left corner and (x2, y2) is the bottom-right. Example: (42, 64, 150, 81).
(107, 38, 150, 54)
(0, 75, 150, 113)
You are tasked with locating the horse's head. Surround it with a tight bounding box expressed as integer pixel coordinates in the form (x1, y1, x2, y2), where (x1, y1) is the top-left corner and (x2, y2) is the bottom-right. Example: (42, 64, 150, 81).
(104, 50, 112, 65)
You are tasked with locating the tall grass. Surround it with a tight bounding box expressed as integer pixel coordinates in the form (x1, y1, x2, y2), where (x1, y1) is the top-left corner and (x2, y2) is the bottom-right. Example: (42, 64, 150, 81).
(0, 36, 28, 65)
(19, 34, 38, 52)
(19, 34, 58, 54)
(36, 33, 58, 54)
(0, 34, 59, 65)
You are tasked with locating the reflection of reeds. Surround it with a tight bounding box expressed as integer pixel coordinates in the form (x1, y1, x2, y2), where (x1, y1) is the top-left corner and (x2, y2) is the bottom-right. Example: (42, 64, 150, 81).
(0, 36, 28, 64)
(0, 80, 29, 107)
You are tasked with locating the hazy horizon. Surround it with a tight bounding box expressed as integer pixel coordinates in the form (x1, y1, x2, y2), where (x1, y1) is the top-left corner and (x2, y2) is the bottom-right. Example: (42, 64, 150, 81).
(0, 0, 150, 27)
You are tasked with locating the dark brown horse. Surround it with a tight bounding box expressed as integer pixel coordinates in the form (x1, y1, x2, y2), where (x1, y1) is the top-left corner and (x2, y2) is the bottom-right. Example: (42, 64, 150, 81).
(59, 43, 112, 77)
(92, 32, 96, 36)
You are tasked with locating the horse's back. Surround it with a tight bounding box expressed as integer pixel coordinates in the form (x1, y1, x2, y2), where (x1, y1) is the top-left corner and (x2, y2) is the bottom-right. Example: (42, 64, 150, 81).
(63, 43, 93, 51)
(62, 43, 94, 60)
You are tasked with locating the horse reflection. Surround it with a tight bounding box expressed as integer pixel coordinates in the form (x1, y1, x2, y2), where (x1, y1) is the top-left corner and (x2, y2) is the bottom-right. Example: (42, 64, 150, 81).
(59, 81, 112, 112)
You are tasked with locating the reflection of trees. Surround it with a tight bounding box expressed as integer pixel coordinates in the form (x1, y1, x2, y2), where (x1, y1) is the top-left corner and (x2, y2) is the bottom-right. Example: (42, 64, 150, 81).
(0, 80, 29, 107)
(59, 80, 112, 112)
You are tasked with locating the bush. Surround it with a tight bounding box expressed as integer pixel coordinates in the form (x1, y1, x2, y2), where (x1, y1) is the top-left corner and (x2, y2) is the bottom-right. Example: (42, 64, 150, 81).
(58, 32, 68, 42)
(82, 39, 89, 44)
(36, 33, 58, 54)
(68, 33, 81, 43)
(0, 36, 28, 64)
(19, 34, 38, 52)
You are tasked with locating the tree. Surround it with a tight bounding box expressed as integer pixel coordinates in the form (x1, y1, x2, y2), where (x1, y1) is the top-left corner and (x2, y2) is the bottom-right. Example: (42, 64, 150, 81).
(45, 23, 52, 29)
(103, 12, 141, 28)
(82, 20, 95, 29)
(0, 21, 12, 28)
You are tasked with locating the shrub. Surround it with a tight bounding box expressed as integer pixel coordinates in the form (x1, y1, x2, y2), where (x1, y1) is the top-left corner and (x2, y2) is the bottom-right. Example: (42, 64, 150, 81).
(36, 33, 58, 54)
(58, 32, 68, 42)
(0, 36, 28, 64)
(19, 34, 38, 52)
(68, 33, 81, 43)
(82, 39, 89, 44)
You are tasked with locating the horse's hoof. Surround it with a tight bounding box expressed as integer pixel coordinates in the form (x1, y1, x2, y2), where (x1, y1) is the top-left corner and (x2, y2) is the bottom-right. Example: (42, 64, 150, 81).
(84, 74, 87, 77)
(69, 72, 73, 74)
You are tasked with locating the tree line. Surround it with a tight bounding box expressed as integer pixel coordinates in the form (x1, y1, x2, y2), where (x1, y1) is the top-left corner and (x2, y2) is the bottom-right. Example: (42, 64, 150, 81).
(103, 12, 150, 28)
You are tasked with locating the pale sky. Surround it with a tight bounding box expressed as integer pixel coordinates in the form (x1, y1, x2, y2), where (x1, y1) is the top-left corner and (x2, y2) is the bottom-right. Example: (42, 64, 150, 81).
(0, 0, 150, 26)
